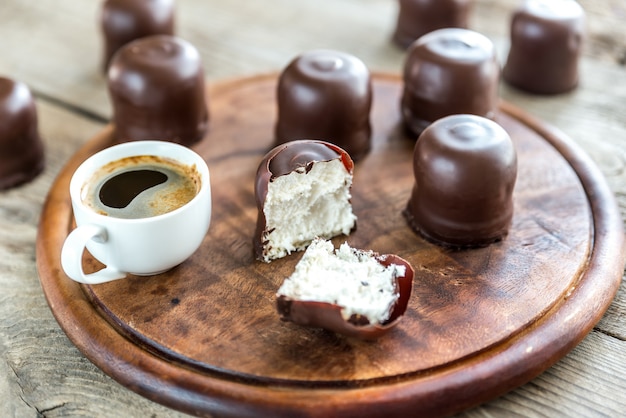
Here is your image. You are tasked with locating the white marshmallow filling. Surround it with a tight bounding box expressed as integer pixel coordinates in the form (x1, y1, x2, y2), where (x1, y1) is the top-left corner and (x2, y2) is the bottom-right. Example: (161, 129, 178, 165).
(261, 158, 356, 262)
(277, 239, 405, 325)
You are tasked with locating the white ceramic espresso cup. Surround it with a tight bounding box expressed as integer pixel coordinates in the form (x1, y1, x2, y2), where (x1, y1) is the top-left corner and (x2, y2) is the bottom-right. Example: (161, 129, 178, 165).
(61, 141, 211, 284)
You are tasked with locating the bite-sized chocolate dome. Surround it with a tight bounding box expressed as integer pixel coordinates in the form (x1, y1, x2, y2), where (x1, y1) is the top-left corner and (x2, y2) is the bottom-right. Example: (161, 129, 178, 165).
(100, 0, 175, 72)
(503, 0, 585, 94)
(254, 140, 356, 262)
(401, 28, 500, 137)
(392, 0, 474, 49)
(275, 50, 372, 162)
(107, 35, 209, 146)
(0, 77, 44, 190)
(404, 114, 517, 248)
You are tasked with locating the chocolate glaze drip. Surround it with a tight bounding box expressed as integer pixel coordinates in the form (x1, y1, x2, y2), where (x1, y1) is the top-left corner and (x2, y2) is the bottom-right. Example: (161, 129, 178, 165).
(254, 140, 354, 260)
(100, 0, 175, 72)
(0, 77, 44, 190)
(107, 35, 209, 146)
(401, 28, 500, 137)
(392, 0, 474, 49)
(503, 0, 585, 94)
(275, 50, 372, 161)
(404, 114, 517, 248)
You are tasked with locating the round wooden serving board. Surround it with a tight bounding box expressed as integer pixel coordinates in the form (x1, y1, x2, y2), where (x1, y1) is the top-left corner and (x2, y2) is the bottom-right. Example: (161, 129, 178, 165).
(36, 73, 625, 417)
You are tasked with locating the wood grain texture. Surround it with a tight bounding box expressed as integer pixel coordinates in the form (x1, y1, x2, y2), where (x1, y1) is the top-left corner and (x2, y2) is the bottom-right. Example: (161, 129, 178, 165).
(35, 74, 624, 417)
(1, 0, 626, 416)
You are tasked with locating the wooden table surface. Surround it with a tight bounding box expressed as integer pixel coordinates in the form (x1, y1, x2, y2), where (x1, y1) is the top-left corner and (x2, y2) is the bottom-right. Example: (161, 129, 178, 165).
(1, 0, 625, 416)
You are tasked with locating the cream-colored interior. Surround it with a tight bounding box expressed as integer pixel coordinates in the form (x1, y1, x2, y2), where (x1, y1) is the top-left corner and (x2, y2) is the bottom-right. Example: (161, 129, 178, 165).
(261, 159, 356, 262)
(277, 239, 404, 325)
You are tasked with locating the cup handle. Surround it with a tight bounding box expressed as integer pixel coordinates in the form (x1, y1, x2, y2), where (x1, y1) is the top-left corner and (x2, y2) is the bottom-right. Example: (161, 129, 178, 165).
(60, 224, 126, 284)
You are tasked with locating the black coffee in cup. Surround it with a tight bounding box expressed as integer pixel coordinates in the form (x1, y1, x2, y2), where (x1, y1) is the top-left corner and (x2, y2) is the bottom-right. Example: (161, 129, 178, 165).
(82, 155, 200, 219)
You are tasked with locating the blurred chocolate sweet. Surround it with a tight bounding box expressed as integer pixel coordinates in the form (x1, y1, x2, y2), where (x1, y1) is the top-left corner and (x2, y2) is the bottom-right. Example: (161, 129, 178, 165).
(100, 0, 175, 72)
(404, 114, 517, 248)
(401, 28, 500, 137)
(393, 0, 474, 49)
(0, 77, 44, 190)
(275, 49, 372, 161)
(503, 0, 585, 94)
(107, 35, 209, 146)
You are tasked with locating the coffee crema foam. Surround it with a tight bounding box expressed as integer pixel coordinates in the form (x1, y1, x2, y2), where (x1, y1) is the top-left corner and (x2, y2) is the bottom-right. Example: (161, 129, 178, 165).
(82, 155, 200, 219)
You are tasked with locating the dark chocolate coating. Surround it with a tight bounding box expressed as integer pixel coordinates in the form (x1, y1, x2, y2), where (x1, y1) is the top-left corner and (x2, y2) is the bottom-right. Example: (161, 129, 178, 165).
(503, 0, 585, 94)
(107, 35, 208, 146)
(275, 50, 372, 161)
(393, 0, 474, 49)
(254, 140, 354, 261)
(0, 78, 44, 190)
(267, 141, 340, 178)
(404, 114, 517, 247)
(276, 253, 414, 340)
(100, 0, 175, 72)
(401, 28, 500, 137)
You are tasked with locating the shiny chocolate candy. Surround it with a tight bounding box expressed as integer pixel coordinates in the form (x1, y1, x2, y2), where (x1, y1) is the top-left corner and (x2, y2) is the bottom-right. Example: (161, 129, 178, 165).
(503, 0, 585, 94)
(0, 77, 44, 190)
(404, 114, 517, 247)
(401, 28, 500, 137)
(392, 0, 474, 49)
(275, 50, 372, 161)
(101, 0, 175, 72)
(107, 35, 208, 146)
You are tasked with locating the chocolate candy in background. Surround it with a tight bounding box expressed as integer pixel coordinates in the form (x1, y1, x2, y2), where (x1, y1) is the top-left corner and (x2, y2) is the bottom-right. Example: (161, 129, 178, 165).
(0, 77, 45, 190)
(404, 114, 517, 248)
(392, 0, 474, 49)
(100, 0, 175, 72)
(275, 49, 372, 162)
(503, 0, 585, 94)
(401, 28, 500, 137)
(107, 35, 209, 146)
